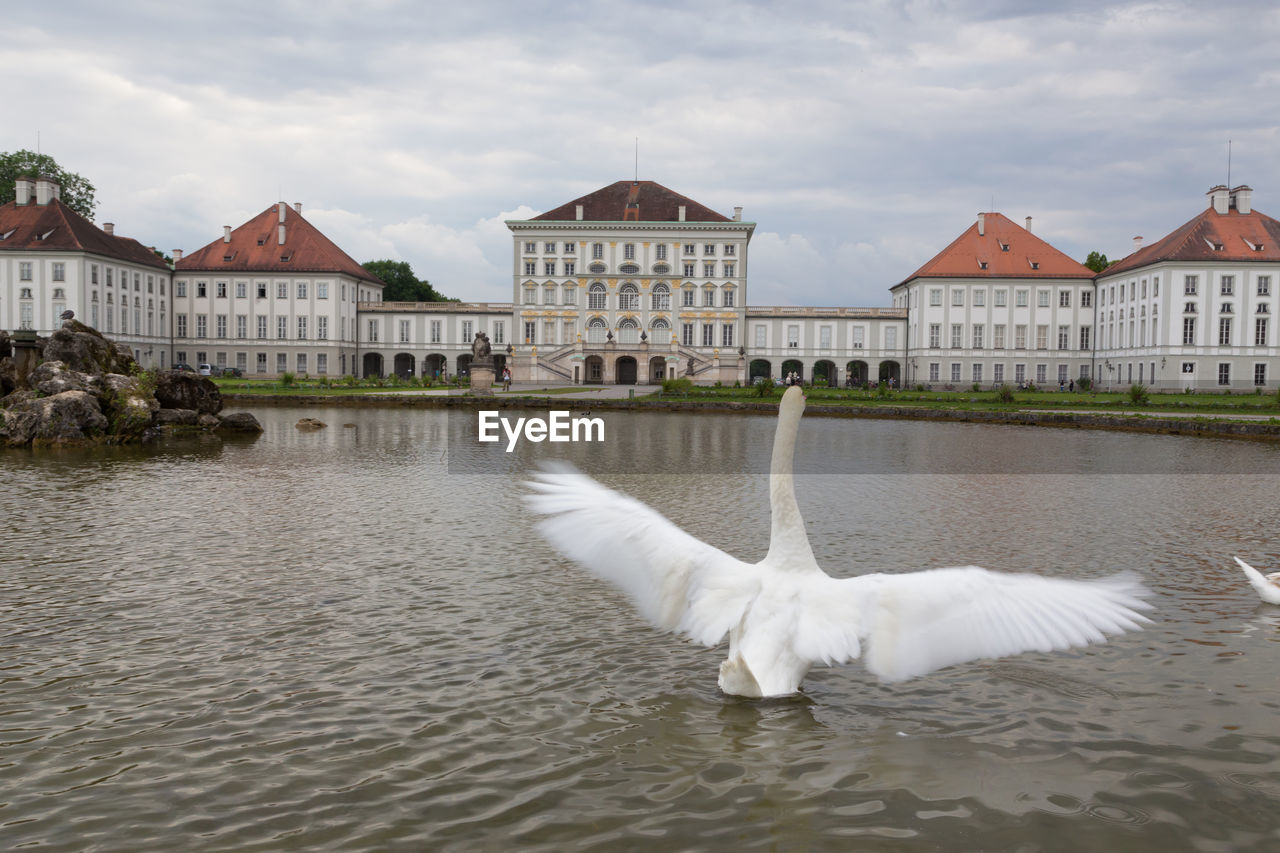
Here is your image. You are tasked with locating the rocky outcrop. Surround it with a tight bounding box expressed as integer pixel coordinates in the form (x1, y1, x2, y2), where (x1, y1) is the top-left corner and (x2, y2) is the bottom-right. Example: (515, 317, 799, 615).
(0, 320, 261, 446)
(155, 370, 222, 414)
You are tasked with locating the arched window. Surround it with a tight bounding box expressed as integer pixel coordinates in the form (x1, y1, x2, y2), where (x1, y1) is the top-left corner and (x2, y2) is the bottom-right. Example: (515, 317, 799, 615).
(587, 316, 608, 343)
(588, 282, 607, 311)
(651, 282, 670, 311)
(618, 317, 640, 344)
(619, 283, 639, 311)
(650, 317, 670, 332)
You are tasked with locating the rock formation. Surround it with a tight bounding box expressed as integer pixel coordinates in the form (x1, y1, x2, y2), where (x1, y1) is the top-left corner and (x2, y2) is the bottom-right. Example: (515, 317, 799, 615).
(0, 320, 262, 447)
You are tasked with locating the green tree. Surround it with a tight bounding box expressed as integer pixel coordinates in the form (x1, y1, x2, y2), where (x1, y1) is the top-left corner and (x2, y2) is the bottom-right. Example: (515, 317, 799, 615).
(0, 150, 97, 219)
(360, 259, 452, 302)
(1083, 250, 1115, 273)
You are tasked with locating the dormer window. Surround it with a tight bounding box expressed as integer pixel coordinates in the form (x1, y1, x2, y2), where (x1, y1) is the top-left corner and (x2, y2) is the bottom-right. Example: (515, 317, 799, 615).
(223, 252, 236, 262)
(1030, 261, 1040, 270)
(978, 260, 988, 270)
(0, 228, 15, 240)
(999, 242, 1009, 252)
(280, 254, 291, 262)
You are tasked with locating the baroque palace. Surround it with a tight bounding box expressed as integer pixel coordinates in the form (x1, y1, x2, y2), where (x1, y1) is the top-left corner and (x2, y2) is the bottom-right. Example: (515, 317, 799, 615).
(2, 176, 1278, 391)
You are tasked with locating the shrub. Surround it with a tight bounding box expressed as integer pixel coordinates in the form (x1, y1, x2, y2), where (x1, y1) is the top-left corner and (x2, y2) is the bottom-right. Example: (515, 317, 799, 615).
(1127, 383, 1149, 405)
(280, 371, 296, 387)
(662, 377, 694, 394)
(754, 376, 775, 397)
(997, 384, 1015, 404)
(1076, 376, 1093, 392)
(876, 380, 891, 398)
(971, 382, 982, 393)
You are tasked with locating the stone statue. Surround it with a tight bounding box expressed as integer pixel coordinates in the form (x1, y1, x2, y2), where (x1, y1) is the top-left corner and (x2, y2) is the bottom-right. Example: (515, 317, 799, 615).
(472, 331, 492, 362)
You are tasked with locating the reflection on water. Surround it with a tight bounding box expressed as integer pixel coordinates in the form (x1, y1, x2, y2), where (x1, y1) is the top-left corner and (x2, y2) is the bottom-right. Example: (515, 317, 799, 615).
(2, 406, 1279, 851)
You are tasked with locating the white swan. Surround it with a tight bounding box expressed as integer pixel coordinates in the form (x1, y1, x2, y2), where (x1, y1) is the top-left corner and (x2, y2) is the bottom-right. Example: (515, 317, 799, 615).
(1235, 557, 1280, 605)
(525, 386, 1153, 698)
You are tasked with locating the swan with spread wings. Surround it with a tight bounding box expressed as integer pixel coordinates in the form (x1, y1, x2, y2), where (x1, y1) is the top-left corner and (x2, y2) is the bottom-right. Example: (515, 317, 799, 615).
(525, 386, 1152, 698)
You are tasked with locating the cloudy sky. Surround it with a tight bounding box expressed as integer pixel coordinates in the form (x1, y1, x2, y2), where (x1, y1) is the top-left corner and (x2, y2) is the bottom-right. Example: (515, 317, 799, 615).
(4, 1, 1278, 306)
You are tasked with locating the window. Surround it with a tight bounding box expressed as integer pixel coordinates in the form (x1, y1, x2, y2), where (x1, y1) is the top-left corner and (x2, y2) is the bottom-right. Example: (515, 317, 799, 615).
(564, 261, 575, 276)
(655, 244, 667, 260)
(1079, 326, 1091, 350)
(524, 261, 536, 276)
(277, 316, 288, 339)
(317, 316, 328, 340)
(1257, 317, 1268, 346)
(993, 363, 1004, 383)
(702, 244, 715, 256)
(543, 285, 556, 305)
(684, 244, 696, 256)
(1081, 290, 1092, 308)
(1219, 317, 1232, 346)
(592, 243, 603, 259)
(523, 242, 536, 253)
(1221, 275, 1234, 296)
(993, 324, 1006, 349)
(973, 290, 985, 307)
(1254, 363, 1267, 385)
(524, 321, 536, 344)
(929, 363, 939, 381)
(619, 284, 639, 311)
(929, 289, 942, 307)
(994, 289, 1007, 307)
(195, 314, 207, 338)
(724, 244, 735, 256)
(703, 262, 716, 278)
(623, 243, 635, 260)
(1184, 275, 1198, 296)
(1185, 302, 1198, 314)
(722, 324, 735, 347)
(819, 326, 832, 350)
(1259, 276, 1272, 297)
(1015, 364, 1026, 384)
(257, 316, 267, 339)
(588, 283, 607, 311)
(493, 321, 504, 344)
(885, 327, 897, 349)
(929, 324, 941, 348)
(1036, 364, 1047, 384)
(755, 325, 767, 348)
(702, 323, 714, 347)
(683, 262, 696, 278)
(19, 262, 32, 281)
(257, 352, 267, 373)
(1219, 363, 1231, 385)
(951, 363, 961, 382)
(950, 323, 962, 348)
(193, 281, 205, 298)
(544, 261, 556, 276)
(651, 283, 670, 311)
(399, 319, 411, 343)
(1037, 290, 1050, 308)
(52, 262, 65, 282)
(367, 319, 379, 342)
(315, 353, 327, 375)
(1015, 324, 1027, 349)
(951, 290, 964, 307)
(787, 325, 799, 348)
(216, 314, 227, 339)
(852, 326, 865, 348)
(107, 269, 113, 287)
(257, 281, 268, 298)
(972, 324, 984, 349)
(1035, 325, 1048, 349)
(214, 281, 226, 298)
(703, 288, 715, 307)
(276, 353, 288, 373)
(682, 323, 694, 346)
(973, 364, 983, 383)
(1059, 291, 1071, 308)
(682, 287, 695, 307)
(277, 282, 287, 298)
(1182, 317, 1196, 345)
(91, 265, 99, 285)
(724, 262, 736, 278)
(1016, 290, 1028, 307)
(1057, 325, 1070, 350)
(562, 284, 576, 305)
(177, 314, 188, 337)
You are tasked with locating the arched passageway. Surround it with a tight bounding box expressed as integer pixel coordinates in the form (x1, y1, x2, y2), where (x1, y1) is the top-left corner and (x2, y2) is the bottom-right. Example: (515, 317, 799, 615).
(362, 352, 383, 379)
(813, 359, 837, 387)
(878, 360, 901, 386)
(749, 359, 772, 381)
(584, 355, 604, 384)
(616, 356, 638, 385)
(393, 353, 415, 379)
(424, 353, 447, 379)
(649, 356, 668, 383)
(781, 359, 804, 384)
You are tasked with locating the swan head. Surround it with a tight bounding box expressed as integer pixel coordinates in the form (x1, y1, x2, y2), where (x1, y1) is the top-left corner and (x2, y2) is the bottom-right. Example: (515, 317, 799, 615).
(781, 385, 806, 414)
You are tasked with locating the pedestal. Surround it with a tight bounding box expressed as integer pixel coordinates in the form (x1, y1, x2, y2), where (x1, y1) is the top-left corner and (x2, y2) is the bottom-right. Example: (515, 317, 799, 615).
(470, 361, 495, 396)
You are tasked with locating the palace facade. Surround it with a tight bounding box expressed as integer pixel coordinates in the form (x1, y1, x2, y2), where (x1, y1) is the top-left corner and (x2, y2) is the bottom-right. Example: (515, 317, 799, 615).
(4, 175, 1279, 391)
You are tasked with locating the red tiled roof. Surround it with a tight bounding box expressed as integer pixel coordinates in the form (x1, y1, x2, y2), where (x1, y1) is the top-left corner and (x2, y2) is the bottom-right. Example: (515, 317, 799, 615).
(1102, 204, 1280, 276)
(177, 203, 383, 284)
(898, 212, 1093, 286)
(532, 181, 732, 223)
(0, 198, 169, 269)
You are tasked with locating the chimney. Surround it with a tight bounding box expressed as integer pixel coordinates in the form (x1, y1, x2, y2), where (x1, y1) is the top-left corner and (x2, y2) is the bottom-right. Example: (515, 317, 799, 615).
(278, 224, 286, 246)
(103, 223, 114, 235)
(1133, 235, 1143, 251)
(678, 205, 686, 222)
(976, 212, 985, 236)
(1231, 185, 1252, 214)
(223, 226, 232, 243)
(14, 176, 34, 205)
(173, 249, 183, 262)
(294, 202, 302, 214)
(1025, 216, 1032, 233)
(1208, 185, 1230, 215)
(35, 176, 58, 205)
(575, 204, 583, 221)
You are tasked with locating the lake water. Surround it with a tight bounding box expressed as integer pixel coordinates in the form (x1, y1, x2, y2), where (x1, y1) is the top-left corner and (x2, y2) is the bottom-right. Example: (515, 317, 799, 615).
(2, 405, 1279, 851)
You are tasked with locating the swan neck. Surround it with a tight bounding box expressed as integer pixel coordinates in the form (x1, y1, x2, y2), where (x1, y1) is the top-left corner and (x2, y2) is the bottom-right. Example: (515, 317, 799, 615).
(766, 393, 816, 567)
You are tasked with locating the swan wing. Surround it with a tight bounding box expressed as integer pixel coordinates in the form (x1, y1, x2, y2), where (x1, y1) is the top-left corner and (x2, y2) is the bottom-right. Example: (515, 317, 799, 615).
(833, 567, 1153, 683)
(1235, 557, 1280, 604)
(525, 464, 761, 646)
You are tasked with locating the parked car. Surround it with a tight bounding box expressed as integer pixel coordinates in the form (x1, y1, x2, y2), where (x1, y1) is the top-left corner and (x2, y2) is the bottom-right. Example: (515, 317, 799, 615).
(197, 363, 214, 376)
(220, 366, 243, 378)
(172, 363, 196, 373)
